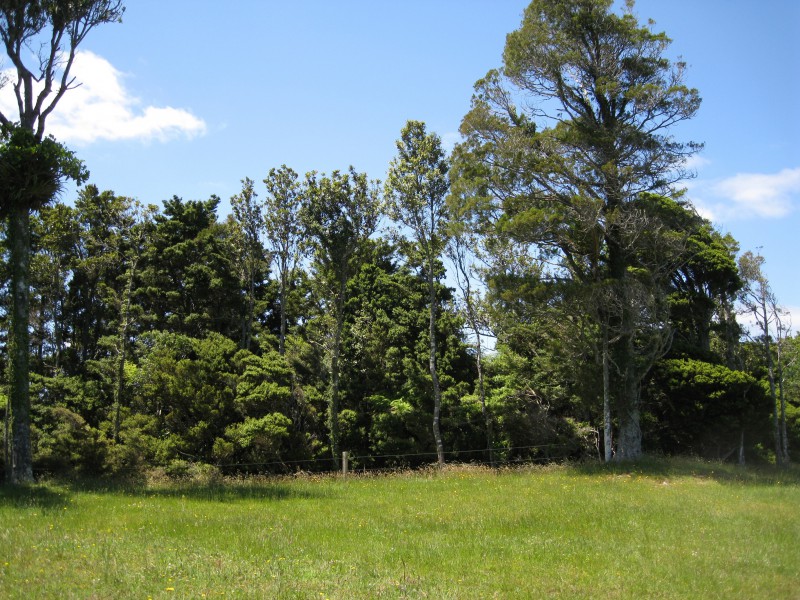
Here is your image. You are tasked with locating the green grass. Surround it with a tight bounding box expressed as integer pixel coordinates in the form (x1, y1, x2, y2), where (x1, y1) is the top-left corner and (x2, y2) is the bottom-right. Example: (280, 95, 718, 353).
(1, 458, 799, 599)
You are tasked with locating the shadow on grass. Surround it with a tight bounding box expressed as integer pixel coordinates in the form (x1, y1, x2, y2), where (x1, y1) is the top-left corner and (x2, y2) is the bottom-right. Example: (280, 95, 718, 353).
(570, 455, 800, 486)
(44, 474, 329, 503)
(0, 482, 72, 511)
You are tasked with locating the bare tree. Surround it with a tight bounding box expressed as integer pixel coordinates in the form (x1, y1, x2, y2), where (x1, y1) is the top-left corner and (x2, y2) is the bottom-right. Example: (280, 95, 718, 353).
(774, 309, 791, 464)
(446, 232, 495, 464)
(738, 250, 787, 465)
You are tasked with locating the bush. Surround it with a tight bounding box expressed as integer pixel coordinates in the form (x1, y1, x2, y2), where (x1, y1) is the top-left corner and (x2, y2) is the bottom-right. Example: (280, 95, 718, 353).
(33, 406, 108, 475)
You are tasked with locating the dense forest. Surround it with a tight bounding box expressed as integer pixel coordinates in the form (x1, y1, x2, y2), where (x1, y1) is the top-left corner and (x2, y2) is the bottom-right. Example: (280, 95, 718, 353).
(1, 0, 798, 481)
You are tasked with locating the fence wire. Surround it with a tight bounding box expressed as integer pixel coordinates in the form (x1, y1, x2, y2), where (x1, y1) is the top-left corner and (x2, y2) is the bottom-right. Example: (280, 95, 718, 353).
(210, 442, 576, 474)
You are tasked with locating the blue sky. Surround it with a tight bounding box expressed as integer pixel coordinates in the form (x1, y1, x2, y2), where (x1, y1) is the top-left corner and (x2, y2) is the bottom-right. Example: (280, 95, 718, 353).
(2, 1, 799, 322)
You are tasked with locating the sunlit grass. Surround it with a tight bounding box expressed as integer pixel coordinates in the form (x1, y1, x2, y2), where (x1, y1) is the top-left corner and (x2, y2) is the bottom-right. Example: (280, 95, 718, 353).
(1, 459, 798, 598)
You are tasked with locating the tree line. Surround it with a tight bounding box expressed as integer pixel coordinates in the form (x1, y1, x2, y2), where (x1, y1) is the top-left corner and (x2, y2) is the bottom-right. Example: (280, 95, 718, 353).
(1, 0, 798, 481)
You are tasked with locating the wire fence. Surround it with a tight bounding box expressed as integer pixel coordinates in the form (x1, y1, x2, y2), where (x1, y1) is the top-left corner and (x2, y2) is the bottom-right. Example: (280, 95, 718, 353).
(15, 441, 590, 483)
(209, 442, 580, 475)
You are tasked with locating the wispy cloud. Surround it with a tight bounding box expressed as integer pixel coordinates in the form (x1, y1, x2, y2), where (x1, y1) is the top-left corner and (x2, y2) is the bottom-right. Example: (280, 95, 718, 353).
(713, 168, 800, 217)
(440, 131, 462, 153)
(687, 167, 800, 222)
(0, 51, 206, 144)
(682, 154, 711, 171)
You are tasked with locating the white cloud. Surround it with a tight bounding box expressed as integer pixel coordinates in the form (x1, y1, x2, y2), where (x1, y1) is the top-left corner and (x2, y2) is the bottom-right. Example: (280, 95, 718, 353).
(713, 168, 800, 218)
(683, 154, 711, 171)
(686, 167, 800, 222)
(440, 131, 462, 153)
(0, 50, 206, 144)
(692, 202, 716, 222)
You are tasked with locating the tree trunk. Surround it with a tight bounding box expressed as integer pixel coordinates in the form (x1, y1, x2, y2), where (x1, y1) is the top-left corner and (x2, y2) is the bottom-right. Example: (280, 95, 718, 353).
(452, 238, 491, 464)
(760, 300, 781, 466)
(616, 398, 642, 461)
(327, 278, 347, 470)
(602, 325, 613, 462)
(328, 320, 342, 470)
(4, 401, 10, 482)
(738, 429, 745, 466)
(614, 284, 642, 461)
(474, 322, 493, 466)
(8, 206, 34, 483)
(778, 358, 789, 464)
(279, 261, 288, 356)
(113, 258, 138, 443)
(607, 234, 642, 462)
(615, 341, 642, 461)
(428, 269, 445, 467)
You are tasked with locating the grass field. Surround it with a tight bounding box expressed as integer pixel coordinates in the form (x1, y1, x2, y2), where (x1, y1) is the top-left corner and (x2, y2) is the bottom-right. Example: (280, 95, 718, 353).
(1, 458, 798, 599)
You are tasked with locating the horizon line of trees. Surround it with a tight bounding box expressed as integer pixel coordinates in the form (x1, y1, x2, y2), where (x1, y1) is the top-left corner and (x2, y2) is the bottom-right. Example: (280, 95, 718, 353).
(2, 0, 798, 481)
(1, 149, 797, 478)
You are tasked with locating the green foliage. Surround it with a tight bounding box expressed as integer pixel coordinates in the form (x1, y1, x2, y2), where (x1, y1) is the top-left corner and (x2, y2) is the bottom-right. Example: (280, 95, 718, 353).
(645, 358, 770, 458)
(385, 120, 450, 259)
(262, 165, 306, 354)
(62, 186, 139, 365)
(367, 395, 430, 463)
(485, 343, 598, 461)
(643, 194, 742, 360)
(229, 177, 270, 350)
(13, 190, 772, 476)
(2, 0, 781, 477)
(0, 125, 88, 216)
(233, 349, 294, 417)
(302, 167, 382, 292)
(452, 0, 706, 460)
(301, 167, 383, 462)
(328, 241, 477, 465)
(105, 413, 163, 474)
(137, 196, 243, 338)
(219, 413, 292, 466)
(32, 406, 107, 475)
(6, 175, 777, 478)
(130, 332, 240, 462)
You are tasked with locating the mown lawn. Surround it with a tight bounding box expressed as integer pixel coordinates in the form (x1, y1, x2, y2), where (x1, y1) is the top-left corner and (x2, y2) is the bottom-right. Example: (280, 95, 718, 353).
(1, 459, 798, 599)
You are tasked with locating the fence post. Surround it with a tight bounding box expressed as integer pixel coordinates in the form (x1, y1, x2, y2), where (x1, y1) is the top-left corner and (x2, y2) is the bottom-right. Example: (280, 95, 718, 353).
(342, 451, 349, 476)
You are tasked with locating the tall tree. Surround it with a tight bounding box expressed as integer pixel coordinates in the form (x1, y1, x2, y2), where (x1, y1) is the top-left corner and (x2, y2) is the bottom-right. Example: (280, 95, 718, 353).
(0, 1, 124, 483)
(0, 126, 86, 482)
(68, 186, 132, 366)
(302, 168, 381, 467)
(112, 200, 155, 443)
(138, 196, 240, 339)
(230, 178, 266, 351)
(263, 166, 305, 356)
(774, 311, 791, 465)
(452, 0, 701, 460)
(29, 202, 80, 372)
(386, 120, 450, 466)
